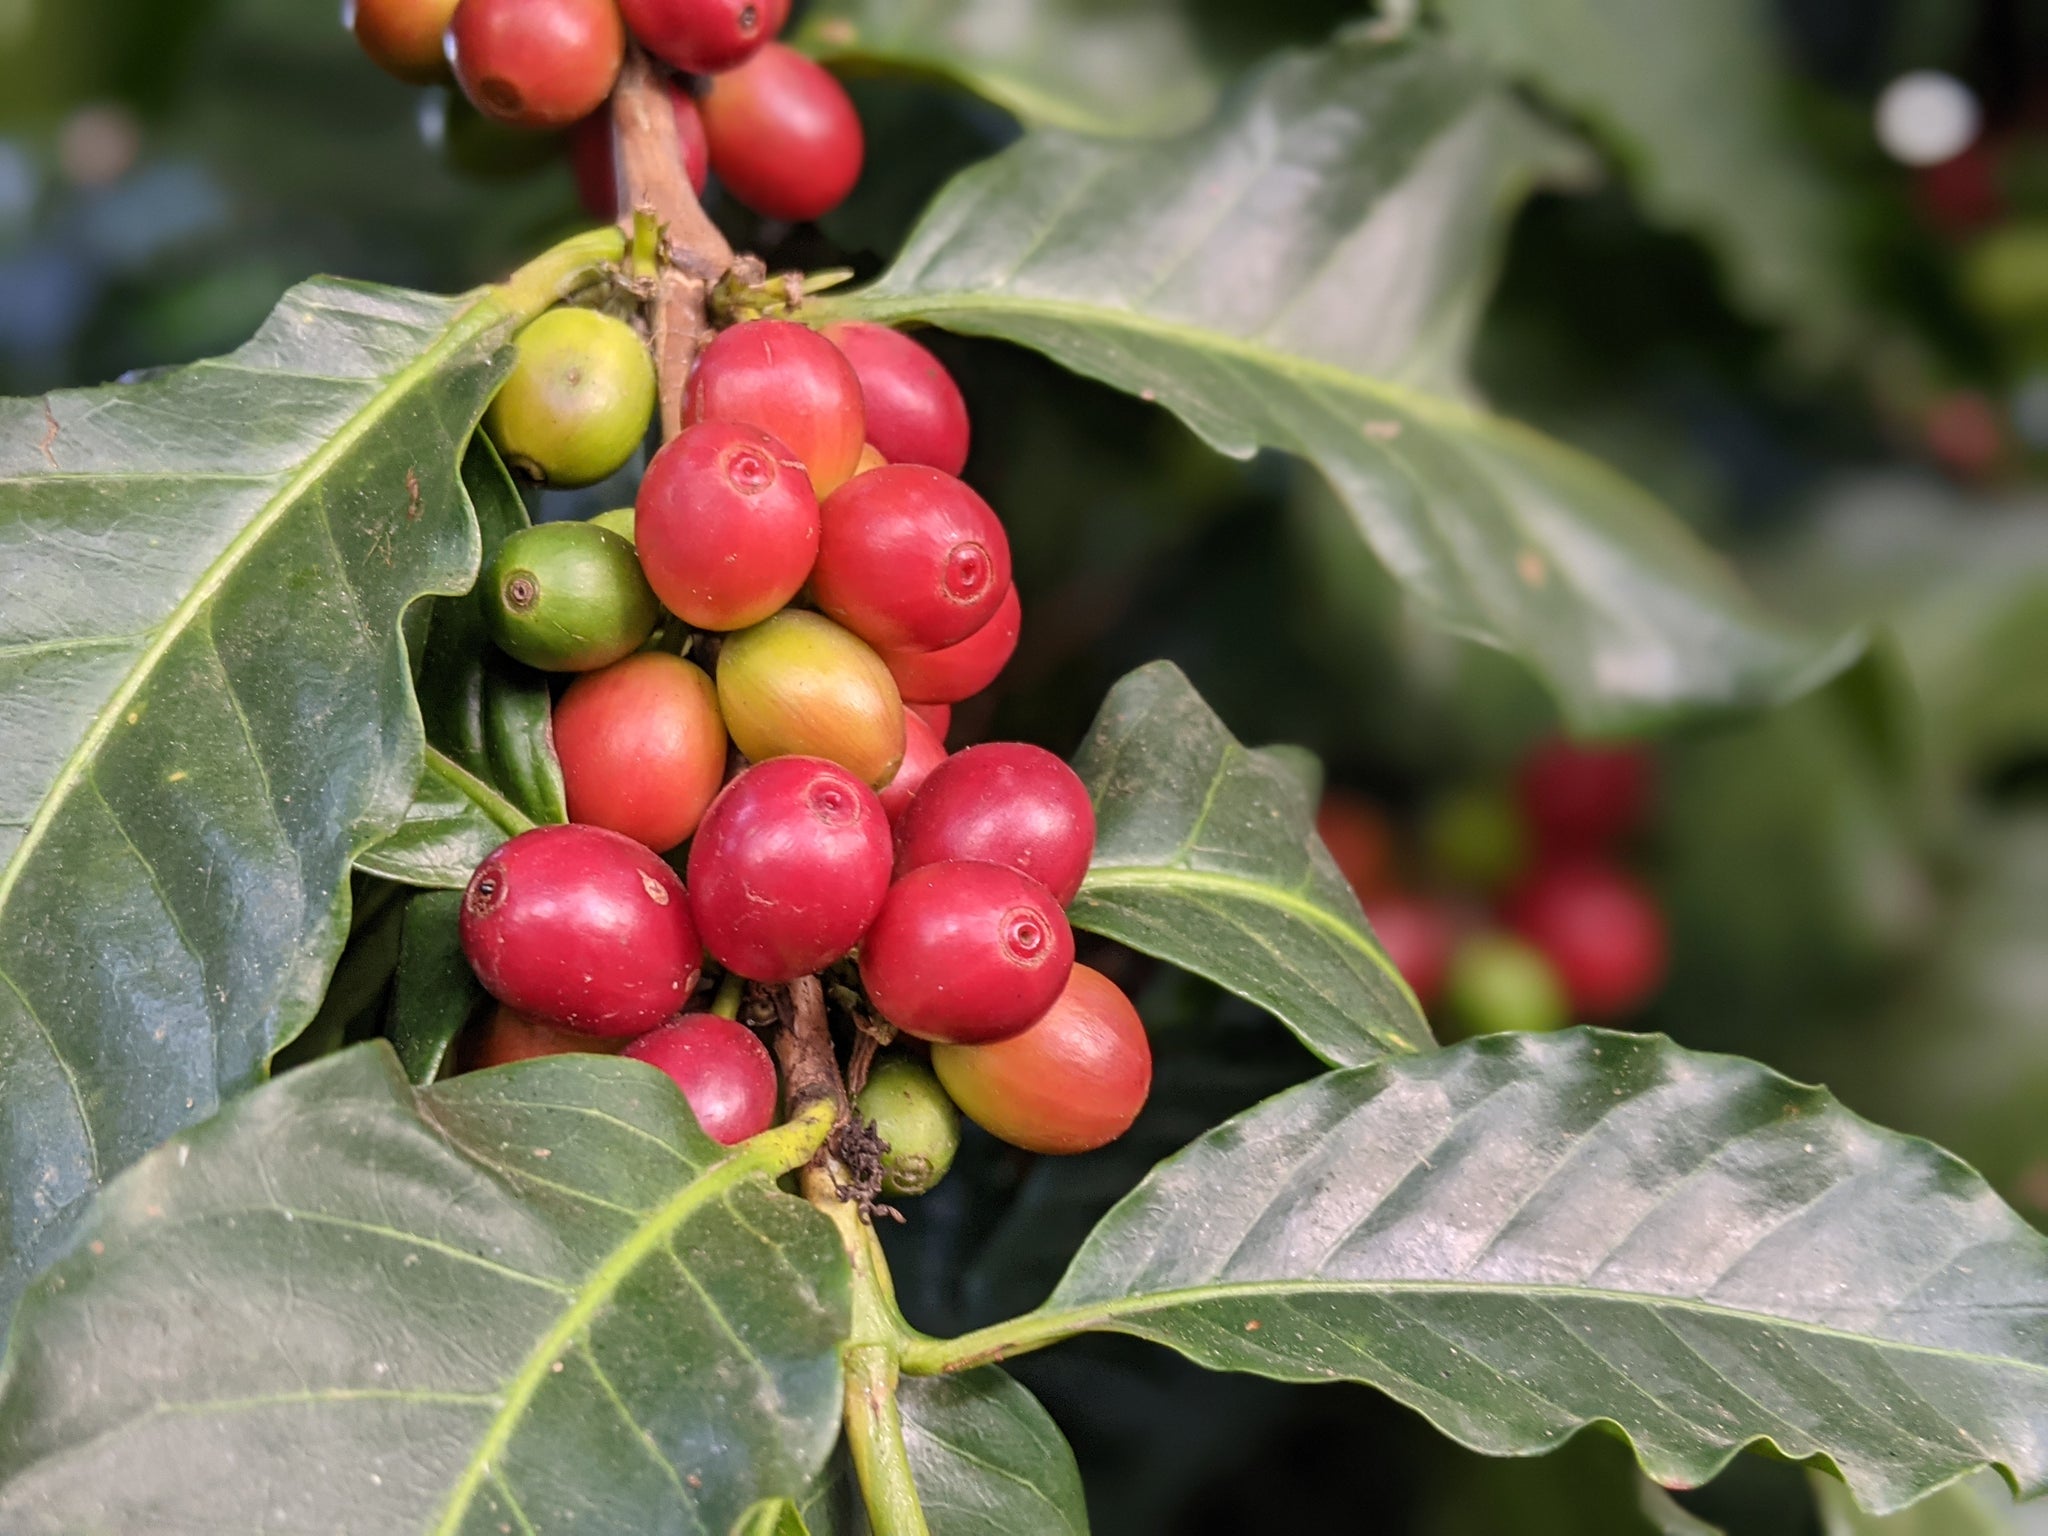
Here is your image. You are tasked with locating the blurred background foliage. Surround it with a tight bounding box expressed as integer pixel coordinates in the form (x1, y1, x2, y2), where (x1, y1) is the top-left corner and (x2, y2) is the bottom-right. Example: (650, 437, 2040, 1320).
(5, 0, 2048, 1529)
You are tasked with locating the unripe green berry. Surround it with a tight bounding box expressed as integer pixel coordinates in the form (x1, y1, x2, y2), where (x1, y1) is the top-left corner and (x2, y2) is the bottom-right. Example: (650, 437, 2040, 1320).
(485, 308, 655, 488)
(590, 507, 636, 543)
(485, 523, 659, 672)
(717, 610, 906, 787)
(1445, 933, 1569, 1037)
(1421, 785, 1527, 894)
(856, 1057, 961, 1197)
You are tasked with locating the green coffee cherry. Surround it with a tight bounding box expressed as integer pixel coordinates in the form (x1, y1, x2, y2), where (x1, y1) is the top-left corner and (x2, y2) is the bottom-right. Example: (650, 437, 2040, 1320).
(484, 522, 659, 672)
(1421, 785, 1527, 893)
(1446, 933, 1569, 1037)
(590, 506, 636, 543)
(856, 1057, 960, 1197)
(485, 308, 655, 488)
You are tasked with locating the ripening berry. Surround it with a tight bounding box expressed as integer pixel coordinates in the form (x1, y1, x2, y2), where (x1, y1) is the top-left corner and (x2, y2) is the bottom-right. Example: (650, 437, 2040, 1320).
(618, 0, 778, 74)
(634, 420, 819, 631)
(570, 86, 709, 220)
(860, 862, 1074, 1045)
(1317, 790, 1396, 904)
(1444, 934, 1569, 1036)
(461, 824, 703, 1036)
(448, 0, 624, 130)
(484, 522, 659, 672)
(909, 702, 951, 742)
(462, 1004, 627, 1070)
(1515, 738, 1653, 854)
(821, 322, 971, 476)
(814, 465, 1012, 652)
(624, 1014, 780, 1145)
(554, 654, 727, 851)
(932, 965, 1151, 1155)
(685, 319, 866, 495)
(855, 1057, 960, 1196)
(717, 611, 906, 787)
(485, 308, 655, 487)
(701, 44, 863, 223)
(1362, 892, 1457, 1010)
(687, 757, 893, 982)
(348, 0, 461, 83)
(877, 709, 948, 823)
(853, 443, 889, 477)
(1503, 859, 1667, 1020)
(877, 584, 1020, 705)
(893, 743, 1094, 906)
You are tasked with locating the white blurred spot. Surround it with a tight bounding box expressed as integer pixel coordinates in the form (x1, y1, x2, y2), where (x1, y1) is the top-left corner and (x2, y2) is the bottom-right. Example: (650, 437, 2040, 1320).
(1875, 71, 1980, 166)
(2015, 373, 2048, 450)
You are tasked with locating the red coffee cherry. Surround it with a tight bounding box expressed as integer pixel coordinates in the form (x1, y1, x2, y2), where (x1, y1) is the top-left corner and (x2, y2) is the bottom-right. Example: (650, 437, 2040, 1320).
(448, 0, 624, 130)
(893, 743, 1094, 906)
(932, 964, 1150, 1155)
(348, 0, 461, 83)
(685, 319, 867, 496)
(687, 757, 893, 982)
(624, 1014, 780, 1145)
(820, 322, 970, 476)
(878, 584, 1020, 705)
(1502, 859, 1667, 1020)
(554, 653, 728, 852)
(1317, 789, 1396, 904)
(700, 43, 863, 224)
(909, 702, 951, 741)
(461, 824, 703, 1036)
(570, 86, 709, 221)
(814, 465, 1012, 653)
(877, 709, 948, 824)
(1515, 738, 1652, 854)
(462, 1004, 625, 1070)
(1362, 892, 1457, 1010)
(859, 862, 1074, 1044)
(618, 0, 777, 74)
(635, 420, 820, 630)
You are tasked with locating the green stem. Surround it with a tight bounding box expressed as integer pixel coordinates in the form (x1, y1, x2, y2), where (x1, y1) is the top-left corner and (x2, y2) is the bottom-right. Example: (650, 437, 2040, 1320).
(492, 226, 627, 324)
(897, 1306, 1095, 1377)
(745, 1098, 838, 1174)
(711, 972, 746, 1020)
(425, 746, 535, 839)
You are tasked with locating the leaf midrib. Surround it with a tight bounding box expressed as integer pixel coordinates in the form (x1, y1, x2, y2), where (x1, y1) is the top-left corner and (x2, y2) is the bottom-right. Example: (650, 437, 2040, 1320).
(0, 289, 514, 933)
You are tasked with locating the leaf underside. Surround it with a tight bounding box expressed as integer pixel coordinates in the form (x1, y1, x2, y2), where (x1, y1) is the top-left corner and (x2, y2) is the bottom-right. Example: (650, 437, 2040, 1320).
(898, 1370, 1089, 1536)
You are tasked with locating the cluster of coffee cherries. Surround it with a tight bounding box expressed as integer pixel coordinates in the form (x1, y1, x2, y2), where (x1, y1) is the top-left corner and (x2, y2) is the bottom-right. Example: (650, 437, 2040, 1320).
(348, 0, 862, 225)
(450, 301, 1152, 1192)
(1321, 740, 1669, 1037)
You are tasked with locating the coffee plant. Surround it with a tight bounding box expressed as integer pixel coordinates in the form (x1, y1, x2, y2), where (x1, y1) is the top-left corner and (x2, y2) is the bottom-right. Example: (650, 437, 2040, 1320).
(0, 0, 2044, 1531)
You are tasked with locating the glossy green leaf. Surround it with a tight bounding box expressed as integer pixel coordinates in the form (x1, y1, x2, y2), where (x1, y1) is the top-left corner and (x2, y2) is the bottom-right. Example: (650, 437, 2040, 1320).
(921, 1029, 2048, 1515)
(796, 0, 1216, 135)
(1810, 1471, 2022, 1535)
(733, 1498, 814, 1536)
(0, 1045, 849, 1532)
(1436, 0, 1860, 357)
(0, 238, 612, 1318)
(388, 888, 484, 1084)
(898, 1370, 1088, 1536)
(1071, 663, 1429, 1067)
(354, 744, 532, 889)
(821, 38, 1853, 732)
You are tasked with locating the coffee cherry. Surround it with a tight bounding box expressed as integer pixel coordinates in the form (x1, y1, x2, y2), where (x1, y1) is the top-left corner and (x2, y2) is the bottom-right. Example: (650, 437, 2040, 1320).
(687, 757, 893, 982)
(821, 323, 970, 475)
(1445, 934, 1568, 1036)
(684, 319, 866, 495)
(1317, 789, 1396, 904)
(461, 824, 703, 1035)
(909, 702, 951, 741)
(554, 654, 727, 851)
(635, 421, 819, 630)
(348, 0, 461, 83)
(462, 1004, 625, 1070)
(485, 308, 655, 487)
(700, 44, 863, 223)
(877, 709, 948, 824)
(893, 743, 1094, 906)
(931, 964, 1150, 1155)
(448, 0, 624, 129)
(860, 862, 1074, 1044)
(484, 522, 658, 672)
(718, 611, 905, 787)
(624, 1014, 779, 1145)
(569, 86, 709, 221)
(1516, 738, 1652, 854)
(1421, 785, 1527, 894)
(853, 443, 889, 477)
(590, 507, 636, 541)
(855, 1057, 960, 1196)
(1503, 859, 1667, 1020)
(1362, 892, 1456, 1009)
(618, 0, 778, 74)
(814, 465, 1012, 652)
(878, 584, 1020, 705)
